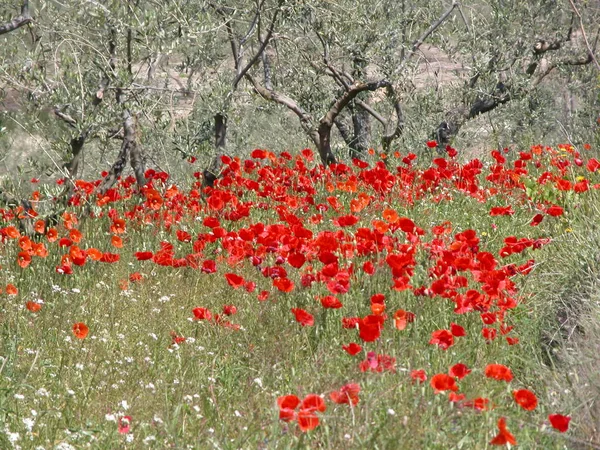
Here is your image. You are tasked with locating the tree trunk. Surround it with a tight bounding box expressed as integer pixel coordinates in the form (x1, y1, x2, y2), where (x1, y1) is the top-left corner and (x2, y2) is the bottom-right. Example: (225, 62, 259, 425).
(317, 122, 338, 166)
(203, 113, 227, 188)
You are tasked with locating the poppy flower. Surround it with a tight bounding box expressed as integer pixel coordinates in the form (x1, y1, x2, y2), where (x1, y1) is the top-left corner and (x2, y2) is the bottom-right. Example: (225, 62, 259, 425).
(273, 277, 294, 293)
(546, 205, 564, 217)
(329, 383, 360, 406)
(450, 323, 466, 337)
(17, 251, 31, 268)
(6, 284, 18, 295)
(411, 369, 427, 383)
(225, 273, 245, 289)
(26, 301, 42, 312)
(100, 253, 120, 263)
(72, 322, 89, 339)
(449, 363, 471, 379)
(490, 417, 516, 446)
(358, 315, 384, 342)
(291, 308, 314, 326)
(277, 395, 301, 421)
(430, 373, 459, 393)
(320, 295, 343, 309)
(342, 343, 362, 356)
(118, 416, 132, 434)
(485, 364, 513, 382)
(430, 329, 454, 350)
(192, 307, 212, 321)
(111, 235, 123, 248)
(135, 251, 153, 261)
(548, 414, 570, 432)
(202, 260, 217, 274)
(463, 397, 490, 411)
(222, 305, 237, 315)
(393, 309, 415, 330)
(513, 389, 537, 411)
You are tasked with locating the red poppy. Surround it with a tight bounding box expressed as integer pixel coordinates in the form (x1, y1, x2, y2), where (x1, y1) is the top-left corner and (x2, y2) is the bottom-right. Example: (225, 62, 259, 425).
(129, 272, 143, 283)
(17, 251, 31, 268)
(411, 369, 427, 383)
(358, 315, 384, 342)
(484, 364, 513, 382)
(546, 205, 564, 217)
(430, 373, 459, 393)
(6, 284, 18, 295)
(135, 251, 153, 261)
(449, 363, 471, 379)
(118, 416, 132, 434)
(202, 260, 217, 274)
(273, 277, 294, 293)
(393, 309, 415, 330)
(320, 295, 343, 309)
(548, 414, 570, 432)
(100, 253, 120, 263)
(277, 395, 300, 421)
(111, 235, 123, 248)
(342, 343, 362, 356)
(490, 417, 516, 446)
(225, 273, 245, 289)
(513, 389, 537, 411)
(462, 397, 490, 411)
(222, 305, 237, 315)
(450, 323, 466, 337)
(329, 383, 360, 406)
(192, 307, 212, 321)
(429, 329, 454, 350)
(26, 301, 42, 312)
(72, 322, 89, 339)
(291, 308, 314, 326)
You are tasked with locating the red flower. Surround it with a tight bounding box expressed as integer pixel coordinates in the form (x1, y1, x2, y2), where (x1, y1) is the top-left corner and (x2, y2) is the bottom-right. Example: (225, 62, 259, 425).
(546, 205, 564, 217)
(449, 363, 471, 379)
(135, 251, 153, 261)
(484, 364, 513, 382)
(393, 309, 415, 330)
(320, 295, 343, 309)
(72, 322, 89, 339)
(26, 301, 42, 312)
(225, 273, 245, 289)
(118, 415, 132, 434)
(429, 329, 454, 350)
(192, 307, 212, 321)
(291, 308, 314, 326)
(530, 213, 544, 226)
(329, 383, 360, 406)
(513, 389, 537, 411)
(450, 322, 466, 337)
(358, 315, 384, 342)
(222, 305, 237, 316)
(462, 397, 490, 411)
(426, 140, 438, 148)
(273, 277, 294, 293)
(342, 343, 362, 356)
(490, 417, 516, 446)
(490, 206, 514, 216)
(430, 373, 459, 393)
(548, 414, 570, 432)
(277, 395, 301, 421)
(411, 369, 427, 383)
(201, 260, 217, 273)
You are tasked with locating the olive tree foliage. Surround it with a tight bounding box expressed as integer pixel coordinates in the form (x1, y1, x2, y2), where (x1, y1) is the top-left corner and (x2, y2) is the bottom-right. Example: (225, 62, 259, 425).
(0, 0, 598, 202)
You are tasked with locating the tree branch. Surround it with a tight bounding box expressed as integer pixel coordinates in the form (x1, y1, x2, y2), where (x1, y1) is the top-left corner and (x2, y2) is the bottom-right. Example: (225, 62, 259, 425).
(568, 0, 600, 71)
(0, 1, 32, 36)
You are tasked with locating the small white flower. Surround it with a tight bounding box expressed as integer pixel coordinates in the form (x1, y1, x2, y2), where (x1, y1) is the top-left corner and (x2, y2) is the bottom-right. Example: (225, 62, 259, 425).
(36, 388, 49, 397)
(14, 394, 24, 400)
(71, 288, 80, 294)
(253, 378, 263, 388)
(105, 414, 117, 422)
(121, 400, 129, 410)
(22, 417, 35, 432)
(234, 410, 242, 417)
(387, 408, 396, 416)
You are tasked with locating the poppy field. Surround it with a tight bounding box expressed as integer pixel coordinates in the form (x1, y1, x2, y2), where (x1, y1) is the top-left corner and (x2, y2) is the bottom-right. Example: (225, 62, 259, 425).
(1, 144, 599, 448)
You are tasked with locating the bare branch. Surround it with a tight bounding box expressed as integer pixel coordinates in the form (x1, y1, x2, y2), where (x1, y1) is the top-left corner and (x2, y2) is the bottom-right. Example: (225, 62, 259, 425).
(0, 1, 32, 36)
(567, 0, 600, 71)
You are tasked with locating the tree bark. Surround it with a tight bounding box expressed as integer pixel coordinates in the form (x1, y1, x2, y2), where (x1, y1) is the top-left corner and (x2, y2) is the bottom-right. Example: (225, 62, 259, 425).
(0, 1, 31, 36)
(203, 113, 227, 188)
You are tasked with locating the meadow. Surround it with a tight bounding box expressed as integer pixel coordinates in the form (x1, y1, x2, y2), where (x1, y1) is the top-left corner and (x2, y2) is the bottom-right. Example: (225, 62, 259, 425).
(1, 143, 599, 449)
